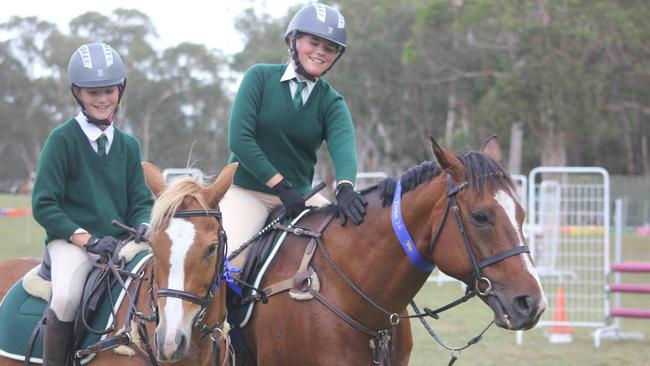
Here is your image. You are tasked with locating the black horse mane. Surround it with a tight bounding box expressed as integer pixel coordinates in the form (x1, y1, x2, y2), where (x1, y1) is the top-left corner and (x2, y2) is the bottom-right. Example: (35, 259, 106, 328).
(364, 152, 514, 207)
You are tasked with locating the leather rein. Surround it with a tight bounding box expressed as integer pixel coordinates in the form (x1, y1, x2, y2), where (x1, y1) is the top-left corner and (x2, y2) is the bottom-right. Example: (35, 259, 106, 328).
(76, 209, 232, 366)
(262, 174, 530, 366)
(154, 209, 231, 365)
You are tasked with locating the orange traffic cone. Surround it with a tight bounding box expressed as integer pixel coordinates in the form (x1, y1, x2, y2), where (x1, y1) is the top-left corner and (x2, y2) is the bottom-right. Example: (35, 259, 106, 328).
(547, 286, 574, 343)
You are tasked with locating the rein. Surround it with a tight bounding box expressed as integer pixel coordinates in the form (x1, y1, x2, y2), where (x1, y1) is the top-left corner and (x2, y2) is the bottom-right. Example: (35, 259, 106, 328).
(75, 210, 232, 366)
(393, 174, 530, 364)
(154, 209, 231, 365)
(312, 174, 531, 364)
(255, 173, 531, 365)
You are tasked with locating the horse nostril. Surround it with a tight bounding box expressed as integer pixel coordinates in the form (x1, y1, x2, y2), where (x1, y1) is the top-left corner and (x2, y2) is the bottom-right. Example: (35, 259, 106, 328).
(172, 333, 187, 359)
(514, 295, 535, 316)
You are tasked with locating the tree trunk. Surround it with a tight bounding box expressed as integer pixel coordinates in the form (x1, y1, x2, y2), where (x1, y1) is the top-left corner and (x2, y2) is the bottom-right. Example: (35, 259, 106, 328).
(445, 89, 457, 148)
(459, 97, 470, 149)
(642, 135, 649, 175)
(508, 122, 523, 174)
(540, 128, 567, 167)
(621, 114, 636, 174)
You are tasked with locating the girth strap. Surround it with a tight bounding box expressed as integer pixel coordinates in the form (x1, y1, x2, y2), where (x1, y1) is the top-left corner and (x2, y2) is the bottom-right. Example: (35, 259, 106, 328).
(261, 239, 318, 297)
(254, 213, 334, 300)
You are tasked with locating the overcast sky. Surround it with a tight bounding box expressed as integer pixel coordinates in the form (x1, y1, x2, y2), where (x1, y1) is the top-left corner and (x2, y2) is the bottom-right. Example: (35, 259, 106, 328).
(1, 0, 302, 55)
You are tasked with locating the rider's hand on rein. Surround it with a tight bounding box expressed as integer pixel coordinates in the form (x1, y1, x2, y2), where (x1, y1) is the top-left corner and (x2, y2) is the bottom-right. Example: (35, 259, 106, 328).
(272, 179, 306, 218)
(133, 223, 150, 243)
(85, 235, 120, 257)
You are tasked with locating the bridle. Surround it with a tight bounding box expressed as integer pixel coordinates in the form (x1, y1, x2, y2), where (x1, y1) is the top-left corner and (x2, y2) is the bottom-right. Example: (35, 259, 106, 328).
(248, 173, 532, 366)
(424, 175, 531, 298)
(72, 209, 231, 366)
(155, 209, 230, 344)
(406, 174, 531, 365)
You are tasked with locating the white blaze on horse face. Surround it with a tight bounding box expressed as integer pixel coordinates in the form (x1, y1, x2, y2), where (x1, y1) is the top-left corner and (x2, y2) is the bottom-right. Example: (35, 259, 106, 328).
(494, 189, 543, 285)
(163, 218, 196, 334)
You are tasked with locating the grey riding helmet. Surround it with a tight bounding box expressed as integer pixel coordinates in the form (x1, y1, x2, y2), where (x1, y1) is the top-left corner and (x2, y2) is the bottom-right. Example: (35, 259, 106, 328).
(67, 43, 127, 124)
(67, 43, 126, 88)
(284, 3, 347, 80)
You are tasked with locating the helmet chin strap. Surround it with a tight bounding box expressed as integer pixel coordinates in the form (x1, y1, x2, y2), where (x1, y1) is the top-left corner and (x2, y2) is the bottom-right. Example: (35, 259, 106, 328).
(290, 31, 317, 82)
(289, 31, 346, 81)
(70, 81, 126, 126)
(82, 109, 114, 126)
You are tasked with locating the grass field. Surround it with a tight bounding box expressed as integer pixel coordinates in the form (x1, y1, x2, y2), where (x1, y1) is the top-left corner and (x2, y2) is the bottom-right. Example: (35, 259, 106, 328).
(2, 193, 650, 365)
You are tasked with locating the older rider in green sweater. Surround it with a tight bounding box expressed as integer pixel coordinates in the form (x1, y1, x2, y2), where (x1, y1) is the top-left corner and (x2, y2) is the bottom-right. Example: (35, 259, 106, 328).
(222, 3, 367, 253)
(31, 43, 153, 365)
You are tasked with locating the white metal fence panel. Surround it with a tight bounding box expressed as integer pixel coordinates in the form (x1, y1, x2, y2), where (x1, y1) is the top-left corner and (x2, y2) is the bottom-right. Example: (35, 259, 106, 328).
(528, 167, 610, 328)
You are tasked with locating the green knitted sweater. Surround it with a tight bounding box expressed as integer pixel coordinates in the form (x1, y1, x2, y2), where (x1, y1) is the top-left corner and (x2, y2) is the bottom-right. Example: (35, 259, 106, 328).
(32, 119, 153, 243)
(228, 64, 357, 195)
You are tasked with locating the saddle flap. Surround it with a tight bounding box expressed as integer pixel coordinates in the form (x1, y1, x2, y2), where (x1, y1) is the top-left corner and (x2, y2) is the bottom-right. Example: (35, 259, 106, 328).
(0, 252, 152, 364)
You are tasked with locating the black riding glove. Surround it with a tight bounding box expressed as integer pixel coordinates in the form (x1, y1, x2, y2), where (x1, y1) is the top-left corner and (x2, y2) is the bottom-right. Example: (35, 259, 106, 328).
(134, 223, 150, 243)
(85, 235, 120, 257)
(335, 183, 367, 226)
(272, 179, 306, 218)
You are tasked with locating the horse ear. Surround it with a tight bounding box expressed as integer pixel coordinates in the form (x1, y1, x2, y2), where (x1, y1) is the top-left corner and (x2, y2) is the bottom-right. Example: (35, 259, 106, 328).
(142, 162, 166, 198)
(206, 163, 238, 207)
(428, 136, 464, 180)
(480, 134, 503, 163)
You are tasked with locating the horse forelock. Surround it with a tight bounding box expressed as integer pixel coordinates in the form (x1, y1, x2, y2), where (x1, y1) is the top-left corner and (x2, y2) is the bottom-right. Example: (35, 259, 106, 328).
(150, 176, 209, 232)
(458, 152, 514, 195)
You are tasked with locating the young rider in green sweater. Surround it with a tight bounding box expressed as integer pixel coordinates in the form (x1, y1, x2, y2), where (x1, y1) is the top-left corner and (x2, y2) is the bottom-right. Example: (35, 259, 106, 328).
(222, 3, 367, 253)
(31, 43, 153, 365)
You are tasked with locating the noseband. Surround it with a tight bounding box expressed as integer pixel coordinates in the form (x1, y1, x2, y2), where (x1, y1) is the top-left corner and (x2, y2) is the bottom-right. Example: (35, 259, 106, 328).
(156, 210, 228, 328)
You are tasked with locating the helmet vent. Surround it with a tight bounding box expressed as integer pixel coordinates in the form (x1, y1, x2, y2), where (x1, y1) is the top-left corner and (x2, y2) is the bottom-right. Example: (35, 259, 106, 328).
(101, 43, 114, 67)
(314, 3, 326, 22)
(78, 45, 93, 69)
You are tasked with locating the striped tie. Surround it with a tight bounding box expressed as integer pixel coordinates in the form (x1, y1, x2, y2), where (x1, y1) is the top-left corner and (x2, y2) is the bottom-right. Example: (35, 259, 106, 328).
(96, 134, 108, 159)
(293, 80, 307, 109)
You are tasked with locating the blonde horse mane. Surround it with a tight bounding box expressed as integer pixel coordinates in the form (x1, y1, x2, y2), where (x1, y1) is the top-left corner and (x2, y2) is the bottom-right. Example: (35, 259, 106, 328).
(150, 176, 210, 232)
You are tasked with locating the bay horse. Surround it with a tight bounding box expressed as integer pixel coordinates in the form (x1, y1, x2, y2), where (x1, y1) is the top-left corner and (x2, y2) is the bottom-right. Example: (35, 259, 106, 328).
(234, 136, 546, 365)
(0, 162, 237, 366)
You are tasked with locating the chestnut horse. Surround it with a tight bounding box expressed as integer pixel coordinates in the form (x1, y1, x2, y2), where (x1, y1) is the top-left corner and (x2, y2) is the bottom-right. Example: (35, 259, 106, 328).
(0, 162, 237, 366)
(234, 136, 546, 365)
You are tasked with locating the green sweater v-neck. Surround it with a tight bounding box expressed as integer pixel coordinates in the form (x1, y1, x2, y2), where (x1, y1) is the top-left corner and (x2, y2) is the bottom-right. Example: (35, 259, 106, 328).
(32, 119, 153, 243)
(228, 64, 357, 195)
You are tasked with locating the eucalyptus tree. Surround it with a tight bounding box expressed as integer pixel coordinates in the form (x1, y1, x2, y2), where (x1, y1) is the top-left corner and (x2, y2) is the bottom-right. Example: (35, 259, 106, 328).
(0, 17, 71, 184)
(144, 42, 231, 171)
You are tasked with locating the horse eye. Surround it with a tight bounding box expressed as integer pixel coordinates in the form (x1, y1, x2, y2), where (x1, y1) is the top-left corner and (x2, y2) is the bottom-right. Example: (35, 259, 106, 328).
(471, 212, 490, 224)
(206, 244, 217, 257)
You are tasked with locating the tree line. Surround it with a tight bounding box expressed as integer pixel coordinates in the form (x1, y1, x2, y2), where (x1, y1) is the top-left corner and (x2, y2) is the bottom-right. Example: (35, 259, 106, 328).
(1, 0, 648, 191)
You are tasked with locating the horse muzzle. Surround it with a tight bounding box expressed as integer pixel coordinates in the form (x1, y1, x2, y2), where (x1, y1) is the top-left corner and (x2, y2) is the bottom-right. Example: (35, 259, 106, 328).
(488, 291, 547, 330)
(155, 324, 191, 362)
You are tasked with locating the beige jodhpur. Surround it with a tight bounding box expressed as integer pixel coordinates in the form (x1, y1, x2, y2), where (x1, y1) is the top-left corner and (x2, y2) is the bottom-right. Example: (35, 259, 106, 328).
(220, 184, 329, 255)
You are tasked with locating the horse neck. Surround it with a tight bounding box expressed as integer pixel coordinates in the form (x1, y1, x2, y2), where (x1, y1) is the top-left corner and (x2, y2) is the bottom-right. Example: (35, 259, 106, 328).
(330, 179, 445, 315)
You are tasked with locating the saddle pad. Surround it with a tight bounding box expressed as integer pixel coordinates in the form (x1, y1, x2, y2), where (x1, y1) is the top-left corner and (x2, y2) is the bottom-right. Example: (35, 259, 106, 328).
(236, 210, 310, 328)
(0, 252, 152, 364)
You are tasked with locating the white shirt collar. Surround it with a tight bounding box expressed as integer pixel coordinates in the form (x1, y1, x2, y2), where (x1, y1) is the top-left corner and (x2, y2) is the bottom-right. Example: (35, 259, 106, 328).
(74, 111, 115, 147)
(281, 62, 317, 92)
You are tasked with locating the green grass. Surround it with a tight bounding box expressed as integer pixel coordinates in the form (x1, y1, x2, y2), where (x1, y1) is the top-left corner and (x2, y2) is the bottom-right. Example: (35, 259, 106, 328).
(0, 193, 44, 260)
(410, 282, 650, 365)
(2, 193, 650, 364)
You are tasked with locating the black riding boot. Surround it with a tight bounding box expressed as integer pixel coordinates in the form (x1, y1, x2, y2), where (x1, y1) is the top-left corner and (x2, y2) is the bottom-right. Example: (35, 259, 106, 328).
(43, 308, 74, 366)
